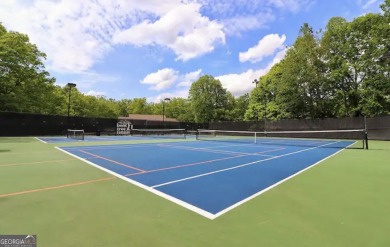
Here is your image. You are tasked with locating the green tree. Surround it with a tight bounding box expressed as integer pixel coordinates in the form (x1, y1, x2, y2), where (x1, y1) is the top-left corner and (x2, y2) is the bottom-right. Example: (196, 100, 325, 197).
(245, 85, 265, 121)
(231, 93, 250, 121)
(117, 99, 133, 117)
(247, 23, 338, 120)
(321, 12, 390, 116)
(188, 75, 231, 123)
(233, 94, 250, 121)
(245, 62, 292, 120)
(127, 98, 153, 114)
(0, 23, 56, 113)
(163, 98, 195, 122)
(44, 85, 68, 115)
(278, 23, 331, 118)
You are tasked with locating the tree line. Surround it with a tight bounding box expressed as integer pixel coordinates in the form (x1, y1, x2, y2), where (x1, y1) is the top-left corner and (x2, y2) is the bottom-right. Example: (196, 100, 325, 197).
(1, 0, 389, 123)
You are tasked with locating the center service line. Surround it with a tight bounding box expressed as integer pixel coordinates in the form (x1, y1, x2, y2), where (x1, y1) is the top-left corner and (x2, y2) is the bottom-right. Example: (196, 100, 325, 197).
(151, 141, 341, 188)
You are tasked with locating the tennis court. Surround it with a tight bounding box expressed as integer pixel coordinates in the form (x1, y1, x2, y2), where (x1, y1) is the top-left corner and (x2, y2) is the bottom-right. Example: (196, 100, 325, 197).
(52, 130, 358, 219)
(37, 128, 188, 143)
(1, 133, 389, 247)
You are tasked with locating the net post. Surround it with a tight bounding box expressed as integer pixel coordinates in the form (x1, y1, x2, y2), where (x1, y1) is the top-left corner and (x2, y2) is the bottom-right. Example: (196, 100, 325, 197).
(363, 116, 368, 150)
(254, 132, 257, 144)
(364, 131, 368, 150)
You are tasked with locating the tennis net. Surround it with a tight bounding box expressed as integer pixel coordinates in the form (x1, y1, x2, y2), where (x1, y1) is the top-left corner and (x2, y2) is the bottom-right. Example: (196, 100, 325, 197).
(196, 129, 368, 149)
(66, 129, 85, 140)
(131, 129, 186, 139)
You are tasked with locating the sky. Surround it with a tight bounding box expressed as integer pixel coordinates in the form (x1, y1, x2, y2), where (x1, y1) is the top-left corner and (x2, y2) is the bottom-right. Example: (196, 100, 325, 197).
(0, 0, 383, 102)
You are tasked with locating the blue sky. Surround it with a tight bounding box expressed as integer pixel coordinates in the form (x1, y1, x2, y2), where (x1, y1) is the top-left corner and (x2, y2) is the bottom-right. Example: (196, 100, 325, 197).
(0, 0, 383, 102)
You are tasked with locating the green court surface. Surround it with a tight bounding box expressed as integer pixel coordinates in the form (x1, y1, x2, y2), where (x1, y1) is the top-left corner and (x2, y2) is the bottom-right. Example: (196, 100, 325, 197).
(0, 137, 389, 247)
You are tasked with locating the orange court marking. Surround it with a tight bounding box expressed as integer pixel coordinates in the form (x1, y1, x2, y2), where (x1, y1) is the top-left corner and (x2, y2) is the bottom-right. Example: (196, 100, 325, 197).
(125, 146, 285, 177)
(0, 150, 61, 155)
(79, 150, 146, 172)
(0, 159, 76, 168)
(126, 154, 251, 177)
(0, 177, 115, 199)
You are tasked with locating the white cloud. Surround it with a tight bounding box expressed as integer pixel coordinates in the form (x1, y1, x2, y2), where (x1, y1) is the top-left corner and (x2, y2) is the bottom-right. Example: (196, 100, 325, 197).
(217, 47, 287, 96)
(141, 68, 202, 91)
(0, 0, 220, 74)
(53, 71, 120, 94)
(148, 90, 189, 103)
(144, 49, 289, 97)
(141, 68, 178, 91)
(113, 3, 225, 61)
(0, 0, 294, 75)
(177, 70, 202, 87)
(201, 0, 313, 15)
(217, 69, 267, 96)
(266, 0, 314, 13)
(200, 0, 313, 35)
(0, 0, 303, 100)
(222, 12, 275, 36)
(239, 34, 286, 63)
(360, 0, 379, 10)
(0, 0, 119, 73)
(86, 90, 106, 97)
(272, 48, 288, 65)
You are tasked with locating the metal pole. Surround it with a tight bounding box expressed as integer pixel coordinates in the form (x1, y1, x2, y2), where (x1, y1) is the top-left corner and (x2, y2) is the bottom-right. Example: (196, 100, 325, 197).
(163, 98, 170, 129)
(67, 87, 72, 118)
(364, 115, 368, 150)
(163, 101, 165, 128)
(264, 102, 267, 134)
(66, 83, 76, 131)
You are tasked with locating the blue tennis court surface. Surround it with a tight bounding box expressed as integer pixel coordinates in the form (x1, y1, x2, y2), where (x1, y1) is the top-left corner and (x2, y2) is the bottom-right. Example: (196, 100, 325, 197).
(57, 139, 355, 219)
(37, 135, 186, 143)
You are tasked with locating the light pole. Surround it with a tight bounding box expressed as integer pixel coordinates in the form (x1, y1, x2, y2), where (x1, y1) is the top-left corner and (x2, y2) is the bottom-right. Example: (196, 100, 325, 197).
(67, 83, 76, 129)
(263, 91, 267, 132)
(263, 79, 269, 124)
(162, 97, 171, 128)
(252, 79, 259, 121)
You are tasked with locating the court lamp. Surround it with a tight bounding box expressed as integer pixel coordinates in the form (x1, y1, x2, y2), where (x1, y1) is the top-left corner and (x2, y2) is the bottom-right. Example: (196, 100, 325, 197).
(252, 79, 259, 87)
(67, 82, 77, 123)
(162, 97, 171, 127)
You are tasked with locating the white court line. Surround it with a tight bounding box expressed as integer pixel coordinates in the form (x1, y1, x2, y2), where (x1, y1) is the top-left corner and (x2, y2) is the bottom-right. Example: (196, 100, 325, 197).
(61, 143, 160, 150)
(55, 140, 355, 220)
(152, 140, 355, 220)
(152, 141, 342, 188)
(55, 146, 215, 219)
(213, 141, 357, 218)
(158, 143, 276, 157)
(70, 142, 251, 151)
(35, 137, 47, 144)
(191, 142, 276, 149)
(62, 142, 276, 157)
(257, 138, 331, 146)
(124, 147, 285, 177)
(88, 136, 122, 141)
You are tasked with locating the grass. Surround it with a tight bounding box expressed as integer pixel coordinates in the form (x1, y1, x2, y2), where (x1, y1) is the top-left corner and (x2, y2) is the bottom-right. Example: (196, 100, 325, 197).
(0, 137, 389, 247)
